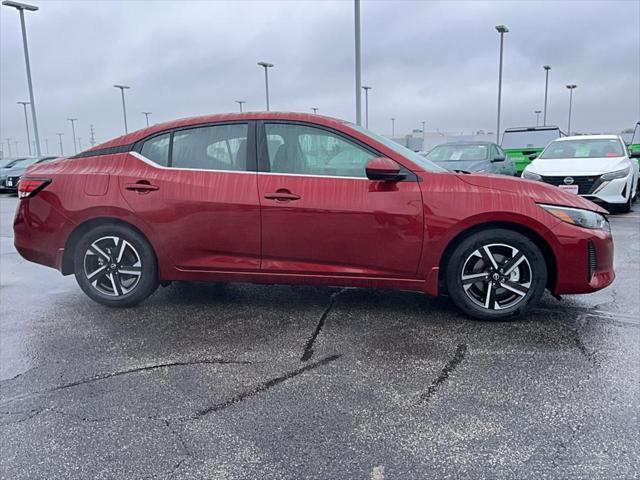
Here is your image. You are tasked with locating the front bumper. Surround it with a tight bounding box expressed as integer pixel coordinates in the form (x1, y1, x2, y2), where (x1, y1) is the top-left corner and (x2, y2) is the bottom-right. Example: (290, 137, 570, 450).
(540, 172, 633, 205)
(547, 220, 614, 295)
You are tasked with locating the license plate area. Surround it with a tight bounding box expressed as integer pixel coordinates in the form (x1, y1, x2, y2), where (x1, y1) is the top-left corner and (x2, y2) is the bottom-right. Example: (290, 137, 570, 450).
(558, 185, 579, 194)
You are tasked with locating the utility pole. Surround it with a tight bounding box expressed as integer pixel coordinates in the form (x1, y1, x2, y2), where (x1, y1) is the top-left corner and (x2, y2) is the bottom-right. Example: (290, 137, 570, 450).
(67, 118, 78, 153)
(89, 124, 96, 146)
(495, 24, 509, 143)
(5, 138, 12, 157)
(543, 65, 551, 126)
(44, 137, 49, 154)
(142, 112, 152, 127)
(17, 101, 32, 155)
(354, 0, 362, 125)
(56, 132, 64, 156)
(234, 101, 245, 112)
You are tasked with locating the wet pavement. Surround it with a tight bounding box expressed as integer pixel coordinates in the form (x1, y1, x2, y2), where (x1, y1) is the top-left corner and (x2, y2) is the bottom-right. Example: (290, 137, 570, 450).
(1, 194, 638, 479)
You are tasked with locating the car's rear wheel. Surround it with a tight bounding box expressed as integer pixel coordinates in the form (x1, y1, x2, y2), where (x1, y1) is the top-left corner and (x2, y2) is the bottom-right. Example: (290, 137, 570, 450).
(73, 224, 158, 307)
(445, 229, 547, 321)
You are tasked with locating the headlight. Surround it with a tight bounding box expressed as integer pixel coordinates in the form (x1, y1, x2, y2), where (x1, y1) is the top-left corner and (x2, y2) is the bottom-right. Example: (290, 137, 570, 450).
(522, 169, 542, 181)
(600, 166, 630, 181)
(538, 204, 609, 231)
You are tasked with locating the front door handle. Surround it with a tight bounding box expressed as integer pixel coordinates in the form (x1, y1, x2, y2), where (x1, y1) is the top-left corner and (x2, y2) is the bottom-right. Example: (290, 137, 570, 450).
(125, 181, 159, 193)
(264, 191, 301, 201)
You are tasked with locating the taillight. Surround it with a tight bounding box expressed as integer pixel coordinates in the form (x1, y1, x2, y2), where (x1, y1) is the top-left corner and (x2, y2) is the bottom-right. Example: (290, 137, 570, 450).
(18, 178, 51, 199)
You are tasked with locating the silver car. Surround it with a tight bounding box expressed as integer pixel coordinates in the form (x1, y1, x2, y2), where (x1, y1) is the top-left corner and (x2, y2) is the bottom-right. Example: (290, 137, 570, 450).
(423, 142, 517, 176)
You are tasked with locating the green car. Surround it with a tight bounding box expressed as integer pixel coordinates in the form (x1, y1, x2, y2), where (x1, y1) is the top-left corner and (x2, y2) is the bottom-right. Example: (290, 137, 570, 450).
(629, 122, 640, 160)
(501, 126, 564, 175)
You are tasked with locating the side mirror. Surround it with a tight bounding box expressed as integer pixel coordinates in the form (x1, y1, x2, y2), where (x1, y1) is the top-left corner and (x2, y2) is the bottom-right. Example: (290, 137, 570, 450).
(528, 153, 538, 161)
(491, 155, 505, 163)
(629, 150, 640, 159)
(365, 157, 405, 182)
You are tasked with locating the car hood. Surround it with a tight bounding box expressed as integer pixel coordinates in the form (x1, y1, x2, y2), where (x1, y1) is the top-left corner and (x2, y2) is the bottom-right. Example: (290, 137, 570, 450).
(434, 159, 490, 172)
(2, 166, 27, 176)
(526, 156, 629, 175)
(456, 173, 608, 213)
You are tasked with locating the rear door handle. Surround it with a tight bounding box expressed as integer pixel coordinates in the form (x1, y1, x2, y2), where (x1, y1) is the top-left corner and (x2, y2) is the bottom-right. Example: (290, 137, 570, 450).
(264, 192, 301, 201)
(125, 182, 159, 193)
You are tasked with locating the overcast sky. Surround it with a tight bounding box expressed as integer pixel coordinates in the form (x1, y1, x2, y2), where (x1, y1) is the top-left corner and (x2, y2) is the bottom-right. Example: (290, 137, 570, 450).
(1, 0, 638, 155)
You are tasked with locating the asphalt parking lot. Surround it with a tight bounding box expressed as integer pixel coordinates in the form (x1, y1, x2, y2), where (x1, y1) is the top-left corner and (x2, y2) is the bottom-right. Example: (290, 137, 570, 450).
(0, 194, 638, 479)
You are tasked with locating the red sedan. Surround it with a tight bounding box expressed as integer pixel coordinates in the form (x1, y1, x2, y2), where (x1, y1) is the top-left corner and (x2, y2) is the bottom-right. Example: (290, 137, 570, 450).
(14, 113, 614, 320)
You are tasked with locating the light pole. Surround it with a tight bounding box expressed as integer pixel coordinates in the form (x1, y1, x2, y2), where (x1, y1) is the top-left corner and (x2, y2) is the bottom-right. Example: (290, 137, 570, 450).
(421, 120, 426, 149)
(17, 101, 31, 155)
(362, 86, 371, 128)
(311, 107, 319, 114)
(67, 118, 78, 153)
(354, 0, 362, 125)
(14, 141, 19, 156)
(566, 84, 577, 135)
(3, 1, 42, 156)
(56, 132, 64, 156)
(234, 101, 245, 113)
(257, 62, 274, 111)
(5, 138, 12, 157)
(543, 65, 551, 126)
(535, 110, 542, 127)
(142, 112, 152, 127)
(44, 137, 49, 154)
(391, 117, 396, 138)
(495, 24, 509, 143)
(113, 84, 130, 133)
(77, 137, 82, 150)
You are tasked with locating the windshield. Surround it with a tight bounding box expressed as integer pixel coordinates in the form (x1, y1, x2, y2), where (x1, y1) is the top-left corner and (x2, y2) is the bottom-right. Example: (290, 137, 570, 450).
(350, 124, 446, 172)
(631, 123, 640, 145)
(6, 157, 41, 168)
(425, 144, 489, 162)
(501, 128, 561, 149)
(539, 138, 624, 159)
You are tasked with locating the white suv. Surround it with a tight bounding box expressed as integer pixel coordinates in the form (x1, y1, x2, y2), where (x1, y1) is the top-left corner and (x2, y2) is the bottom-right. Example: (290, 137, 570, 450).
(522, 135, 639, 213)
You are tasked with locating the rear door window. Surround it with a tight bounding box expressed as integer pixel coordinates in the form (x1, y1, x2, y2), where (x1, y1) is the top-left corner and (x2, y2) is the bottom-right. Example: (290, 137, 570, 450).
(140, 133, 170, 166)
(171, 124, 249, 171)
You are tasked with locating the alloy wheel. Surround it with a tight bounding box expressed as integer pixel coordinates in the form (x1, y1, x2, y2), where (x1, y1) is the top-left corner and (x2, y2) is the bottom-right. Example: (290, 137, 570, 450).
(461, 243, 532, 310)
(83, 236, 142, 297)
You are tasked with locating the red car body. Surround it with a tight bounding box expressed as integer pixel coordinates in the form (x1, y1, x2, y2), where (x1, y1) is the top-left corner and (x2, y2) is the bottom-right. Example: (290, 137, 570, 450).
(14, 113, 614, 314)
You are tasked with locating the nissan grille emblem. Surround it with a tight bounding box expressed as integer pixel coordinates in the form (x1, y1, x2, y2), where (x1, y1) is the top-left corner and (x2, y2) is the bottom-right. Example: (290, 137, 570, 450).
(563, 177, 574, 185)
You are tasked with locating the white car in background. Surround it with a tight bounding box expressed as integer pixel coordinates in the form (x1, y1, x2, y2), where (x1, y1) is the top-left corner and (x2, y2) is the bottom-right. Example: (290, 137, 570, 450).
(522, 135, 639, 213)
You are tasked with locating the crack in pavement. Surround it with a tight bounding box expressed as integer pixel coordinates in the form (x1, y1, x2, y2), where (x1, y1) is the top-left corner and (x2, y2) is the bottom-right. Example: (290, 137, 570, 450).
(301, 288, 347, 362)
(0, 358, 254, 408)
(195, 354, 341, 418)
(419, 344, 467, 403)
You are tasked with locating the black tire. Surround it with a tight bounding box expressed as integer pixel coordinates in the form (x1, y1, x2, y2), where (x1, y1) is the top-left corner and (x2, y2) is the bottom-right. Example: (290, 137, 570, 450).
(73, 223, 159, 307)
(445, 229, 547, 321)
(618, 194, 632, 213)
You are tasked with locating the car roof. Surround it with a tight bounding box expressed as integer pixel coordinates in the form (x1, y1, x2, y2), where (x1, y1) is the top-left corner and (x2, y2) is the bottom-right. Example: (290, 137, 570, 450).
(84, 112, 350, 152)
(503, 126, 562, 132)
(441, 141, 496, 146)
(554, 134, 621, 142)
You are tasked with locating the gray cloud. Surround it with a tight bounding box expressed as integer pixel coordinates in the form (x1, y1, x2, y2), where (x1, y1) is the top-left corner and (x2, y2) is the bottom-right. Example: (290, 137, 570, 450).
(1, 0, 638, 155)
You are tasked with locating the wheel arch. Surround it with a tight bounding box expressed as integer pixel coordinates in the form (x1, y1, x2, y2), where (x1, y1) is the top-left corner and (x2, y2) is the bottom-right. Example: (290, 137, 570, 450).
(61, 217, 158, 275)
(438, 221, 557, 294)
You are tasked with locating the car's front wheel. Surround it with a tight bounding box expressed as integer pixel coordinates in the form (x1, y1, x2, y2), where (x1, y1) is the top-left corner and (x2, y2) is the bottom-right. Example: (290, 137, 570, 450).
(445, 229, 547, 321)
(73, 224, 159, 307)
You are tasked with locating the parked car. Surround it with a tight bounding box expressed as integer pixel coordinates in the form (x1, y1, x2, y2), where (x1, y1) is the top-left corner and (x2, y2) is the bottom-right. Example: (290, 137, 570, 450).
(0, 156, 58, 193)
(501, 126, 564, 175)
(14, 113, 614, 321)
(422, 141, 516, 175)
(522, 135, 639, 213)
(628, 122, 640, 165)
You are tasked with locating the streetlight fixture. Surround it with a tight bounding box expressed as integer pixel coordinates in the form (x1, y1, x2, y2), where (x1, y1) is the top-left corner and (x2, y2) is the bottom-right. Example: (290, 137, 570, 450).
(566, 84, 577, 135)
(543, 65, 551, 126)
(56, 132, 64, 156)
(257, 62, 274, 111)
(113, 84, 131, 133)
(391, 117, 396, 138)
(67, 118, 78, 153)
(3, 1, 42, 156)
(311, 107, 319, 114)
(362, 86, 372, 128)
(142, 111, 152, 127)
(534, 110, 542, 127)
(495, 24, 509, 143)
(354, 0, 362, 125)
(234, 101, 246, 113)
(17, 101, 31, 155)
